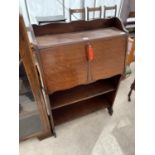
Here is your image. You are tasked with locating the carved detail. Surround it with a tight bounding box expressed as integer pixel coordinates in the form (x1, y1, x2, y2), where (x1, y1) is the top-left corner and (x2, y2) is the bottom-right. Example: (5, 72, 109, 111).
(32, 17, 127, 36)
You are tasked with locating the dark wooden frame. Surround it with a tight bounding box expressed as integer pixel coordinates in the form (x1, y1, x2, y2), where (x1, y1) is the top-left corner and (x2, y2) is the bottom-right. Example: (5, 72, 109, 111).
(19, 15, 52, 141)
(69, 8, 85, 22)
(87, 6, 102, 20)
(104, 5, 117, 18)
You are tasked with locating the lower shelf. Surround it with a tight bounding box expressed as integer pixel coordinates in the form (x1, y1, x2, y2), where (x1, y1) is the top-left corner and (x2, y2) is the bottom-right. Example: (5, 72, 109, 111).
(50, 76, 118, 110)
(52, 95, 110, 125)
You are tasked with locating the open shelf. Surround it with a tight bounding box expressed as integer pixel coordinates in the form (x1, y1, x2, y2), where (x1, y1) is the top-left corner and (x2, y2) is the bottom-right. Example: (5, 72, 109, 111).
(50, 75, 121, 126)
(52, 95, 109, 125)
(50, 78, 115, 110)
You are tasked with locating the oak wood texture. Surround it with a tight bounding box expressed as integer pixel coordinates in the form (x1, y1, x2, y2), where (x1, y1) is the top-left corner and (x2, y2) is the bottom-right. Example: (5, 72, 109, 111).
(50, 78, 116, 110)
(126, 37, 135, 65)
(87, 6, 102, 20)
(129, 11, 135, 18)
(19, 15, 51, 141)
(52, 95, 109, 125)
(36, 28, 125, 49)
(37, 28, 126, 93)
(91, 37, 126, 82)
(40, 42, 88, 93)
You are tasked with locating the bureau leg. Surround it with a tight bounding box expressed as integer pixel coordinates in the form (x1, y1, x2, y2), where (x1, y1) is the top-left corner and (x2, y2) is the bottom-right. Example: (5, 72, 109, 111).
(52, 128, 56, 138)
(108, 107, 113, 116)
(53, 131, 57, 138)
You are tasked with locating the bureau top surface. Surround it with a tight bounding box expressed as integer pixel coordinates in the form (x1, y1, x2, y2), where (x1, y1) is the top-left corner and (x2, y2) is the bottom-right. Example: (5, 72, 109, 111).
(36, 27, 126, 49)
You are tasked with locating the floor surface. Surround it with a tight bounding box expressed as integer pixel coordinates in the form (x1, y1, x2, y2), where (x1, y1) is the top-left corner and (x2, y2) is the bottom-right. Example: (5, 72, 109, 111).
(20, 63, 135, 155)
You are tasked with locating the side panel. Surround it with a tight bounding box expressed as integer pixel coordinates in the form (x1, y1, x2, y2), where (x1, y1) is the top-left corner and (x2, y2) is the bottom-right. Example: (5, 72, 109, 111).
(19, 15, 52, 141)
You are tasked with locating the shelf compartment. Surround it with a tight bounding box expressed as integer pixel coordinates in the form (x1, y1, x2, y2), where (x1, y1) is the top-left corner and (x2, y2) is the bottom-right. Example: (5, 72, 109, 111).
(50, 78, 115, 110)
(52, 95, 110, 125)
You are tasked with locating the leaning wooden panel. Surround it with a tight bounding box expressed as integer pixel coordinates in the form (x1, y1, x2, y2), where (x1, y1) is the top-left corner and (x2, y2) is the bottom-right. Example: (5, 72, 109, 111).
(19, 15, 51, 141)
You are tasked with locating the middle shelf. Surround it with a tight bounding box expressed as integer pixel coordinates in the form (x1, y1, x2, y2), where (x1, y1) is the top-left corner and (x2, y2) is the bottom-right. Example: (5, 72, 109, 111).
(49, 77, 116, 110)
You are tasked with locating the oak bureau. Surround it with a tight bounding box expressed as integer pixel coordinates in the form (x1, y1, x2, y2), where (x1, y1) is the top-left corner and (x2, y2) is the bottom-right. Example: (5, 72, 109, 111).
(32, 17, 128, 136)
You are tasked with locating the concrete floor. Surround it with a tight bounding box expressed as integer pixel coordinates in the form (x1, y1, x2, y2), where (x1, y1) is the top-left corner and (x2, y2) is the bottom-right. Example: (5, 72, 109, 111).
(20, 63, 135, 155)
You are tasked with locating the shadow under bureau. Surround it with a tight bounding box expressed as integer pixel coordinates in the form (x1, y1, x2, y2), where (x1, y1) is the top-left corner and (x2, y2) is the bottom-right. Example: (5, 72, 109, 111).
(32, 17, 128, 137)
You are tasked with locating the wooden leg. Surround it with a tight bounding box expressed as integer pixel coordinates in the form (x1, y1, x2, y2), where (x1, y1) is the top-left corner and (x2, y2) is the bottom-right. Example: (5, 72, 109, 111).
(52, 128, 57, 138)
(128, 79, 135, 102)
(38, 131, 52, 141)
(108, 107, 113, 116)
(19, 104, 23, 113)
(53, 131, 56, 138)
(128, 89, 132, 102)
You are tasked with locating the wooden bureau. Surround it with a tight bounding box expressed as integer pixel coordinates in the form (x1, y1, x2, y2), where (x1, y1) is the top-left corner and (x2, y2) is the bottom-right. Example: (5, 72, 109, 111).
(32, 18, 128, 136)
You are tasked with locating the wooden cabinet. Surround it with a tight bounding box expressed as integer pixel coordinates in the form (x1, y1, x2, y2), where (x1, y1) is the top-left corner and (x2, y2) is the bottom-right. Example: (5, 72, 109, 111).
(32, 18, 128, 136)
